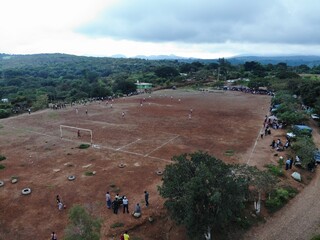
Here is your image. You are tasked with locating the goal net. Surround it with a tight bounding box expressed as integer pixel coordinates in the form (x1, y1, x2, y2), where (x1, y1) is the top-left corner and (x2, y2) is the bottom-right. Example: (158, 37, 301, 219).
(60, 125, 93, 144)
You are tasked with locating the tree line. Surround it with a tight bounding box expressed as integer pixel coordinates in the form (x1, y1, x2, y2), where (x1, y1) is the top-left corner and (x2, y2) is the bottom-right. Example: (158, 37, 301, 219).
(0, 53, 320, 118)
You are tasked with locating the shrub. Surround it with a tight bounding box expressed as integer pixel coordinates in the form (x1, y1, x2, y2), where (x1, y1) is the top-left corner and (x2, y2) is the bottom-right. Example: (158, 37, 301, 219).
(224, 149, 235, 156)
(311, 235, 320, 240)
(0, 109, 10, 119)
(0, 164, 5, 170)
(265, 164, 284, 177)
(0, 155, 6, 161)
(265, 187, 297, 212)
(85, 171, 94, 176)
(79, 144, 90, 149)
(236, 217, 252, 229)
(291, 136, 316, 168)
(64, 204, 101, 240)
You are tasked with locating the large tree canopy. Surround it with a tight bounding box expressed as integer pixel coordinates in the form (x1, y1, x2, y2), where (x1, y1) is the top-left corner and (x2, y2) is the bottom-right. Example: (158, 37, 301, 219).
(158, 151, 249, 239)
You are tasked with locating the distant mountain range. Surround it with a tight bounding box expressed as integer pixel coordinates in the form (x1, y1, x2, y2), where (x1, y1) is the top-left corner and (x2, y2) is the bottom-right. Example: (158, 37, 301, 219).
(2, 53, 320, 66)
(226, 55, 320, 66)
(131, 54, 320, 66)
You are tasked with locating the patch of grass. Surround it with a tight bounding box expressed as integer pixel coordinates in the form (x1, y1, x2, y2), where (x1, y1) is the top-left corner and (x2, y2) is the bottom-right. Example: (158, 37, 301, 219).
(132, 237, 143, 240)
(48, 112, 59, 119)
(0, 155, 6, 161)
(0, 124, 3, 129)
(282, 185, 298, 198)
(224, 149, 235, 156)
(111, 187, 120, 193)
(311, 234, 320, 240)
(109, 183, 120, 193)
(110, 222, 124, 228)
(0, 164, 5, 170)
(265, 164, 284, 177)
(84, 171, 94, 176)
(79, 144, 90, 149)
(11, 176, 19, 180)
(46, 184, 56, 189)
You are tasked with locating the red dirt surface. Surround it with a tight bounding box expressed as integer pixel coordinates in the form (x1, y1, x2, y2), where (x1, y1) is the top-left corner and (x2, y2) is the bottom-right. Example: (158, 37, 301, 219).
(0, 89, 272, 240)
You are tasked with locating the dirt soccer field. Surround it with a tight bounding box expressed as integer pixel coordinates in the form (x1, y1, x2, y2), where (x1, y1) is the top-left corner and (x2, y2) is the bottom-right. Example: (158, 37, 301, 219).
(0, 89, 271, 240)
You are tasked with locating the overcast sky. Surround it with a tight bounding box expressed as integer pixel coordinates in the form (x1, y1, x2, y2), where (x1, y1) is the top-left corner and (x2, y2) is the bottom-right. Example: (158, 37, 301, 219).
(1, 0, 320, 59)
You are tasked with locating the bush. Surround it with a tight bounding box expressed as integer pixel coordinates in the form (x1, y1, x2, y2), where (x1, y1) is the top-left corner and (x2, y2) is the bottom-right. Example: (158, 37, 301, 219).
(236, 217, 252, 229)
(265, 187, 297, 212)
(0, 109, 10, 119)
(265, 164, 284, 177)
(64, 205, 101, 240)
(0, 155, 6, 161)
(0, 164, 5, 170)
(79, 144, 90, 149)
(85, 171, 94, 176)
(224, 149, 235, 156)
(311, 235, 320, 240)
(291, 136, 316, 168)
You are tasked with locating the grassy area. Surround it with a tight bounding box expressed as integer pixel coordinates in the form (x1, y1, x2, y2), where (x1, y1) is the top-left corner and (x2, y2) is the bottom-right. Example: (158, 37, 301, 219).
(79, 143, 90, 149)
(224, 149, 235, 156)
(110, 222, 124, 228)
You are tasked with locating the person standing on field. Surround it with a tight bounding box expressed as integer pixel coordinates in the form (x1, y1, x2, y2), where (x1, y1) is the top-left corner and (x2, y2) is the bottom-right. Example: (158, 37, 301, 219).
(144, 191, 149, 207)
(122, 196, 129, 213)
(51, 231, 57, 240)
(124, 231, 130, 240)
(106, 191, 111, 209)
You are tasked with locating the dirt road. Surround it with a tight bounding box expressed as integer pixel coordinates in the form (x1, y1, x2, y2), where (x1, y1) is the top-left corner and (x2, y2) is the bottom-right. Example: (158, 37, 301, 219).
(244, 121, 320, 240)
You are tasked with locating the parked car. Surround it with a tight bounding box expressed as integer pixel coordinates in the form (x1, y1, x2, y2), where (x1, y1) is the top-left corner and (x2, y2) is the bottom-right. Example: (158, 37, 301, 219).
(314, 150, 320, 163)
(292, 125, 313, 137)
(311, 114, 320, 120)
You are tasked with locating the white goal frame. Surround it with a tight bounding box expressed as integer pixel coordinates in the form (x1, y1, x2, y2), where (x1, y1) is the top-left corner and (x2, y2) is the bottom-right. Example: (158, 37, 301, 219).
(60, 125, 93, 145)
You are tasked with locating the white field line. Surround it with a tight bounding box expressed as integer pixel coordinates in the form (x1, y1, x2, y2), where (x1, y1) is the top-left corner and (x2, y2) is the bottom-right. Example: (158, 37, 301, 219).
(144, 135, 180, 157)
(246, 126, 264, 165)
(116, 138, 141, 150)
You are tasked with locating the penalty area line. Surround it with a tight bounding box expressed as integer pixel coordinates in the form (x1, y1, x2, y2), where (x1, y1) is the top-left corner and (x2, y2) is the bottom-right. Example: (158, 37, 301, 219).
(144, 135, 180, 157)
(116, 138, 141, 151)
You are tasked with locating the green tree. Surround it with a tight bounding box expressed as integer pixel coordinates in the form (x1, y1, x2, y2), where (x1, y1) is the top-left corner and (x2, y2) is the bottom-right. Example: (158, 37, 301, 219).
(64, 204, 101, 240)
(158, 151, 248, 240)
(112, 79, 137, 95)
(0, 109, 10, 118)
(291, 136, 316, 168)
(231, 165, 277, 214)
(248, 78, 270, 89)
(32, 94, 48, 110)
(154, 66, 179, 78)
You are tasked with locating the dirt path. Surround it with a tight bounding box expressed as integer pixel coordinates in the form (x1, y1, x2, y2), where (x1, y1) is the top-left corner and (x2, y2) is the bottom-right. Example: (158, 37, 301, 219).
(244, 121, 320, 240)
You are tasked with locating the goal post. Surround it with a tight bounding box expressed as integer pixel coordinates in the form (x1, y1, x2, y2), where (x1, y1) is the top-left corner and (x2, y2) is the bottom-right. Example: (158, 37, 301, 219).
(60, 125, 93, 145)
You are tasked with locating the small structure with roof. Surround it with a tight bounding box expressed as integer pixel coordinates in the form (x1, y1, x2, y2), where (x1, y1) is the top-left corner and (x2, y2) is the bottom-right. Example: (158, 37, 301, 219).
(135, 81, 152, 93)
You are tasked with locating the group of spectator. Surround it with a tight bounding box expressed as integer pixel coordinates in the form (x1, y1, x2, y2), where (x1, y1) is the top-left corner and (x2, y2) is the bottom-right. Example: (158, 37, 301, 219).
(106, 191, 149, 218)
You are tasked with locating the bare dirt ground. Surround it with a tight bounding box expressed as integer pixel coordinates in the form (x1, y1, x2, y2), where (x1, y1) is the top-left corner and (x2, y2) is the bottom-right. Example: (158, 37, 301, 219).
(1, 88, 310, 240)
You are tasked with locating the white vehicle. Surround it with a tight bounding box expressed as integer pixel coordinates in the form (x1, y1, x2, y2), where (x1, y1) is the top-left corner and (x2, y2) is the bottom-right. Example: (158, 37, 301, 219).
(311, 114, 320, 120)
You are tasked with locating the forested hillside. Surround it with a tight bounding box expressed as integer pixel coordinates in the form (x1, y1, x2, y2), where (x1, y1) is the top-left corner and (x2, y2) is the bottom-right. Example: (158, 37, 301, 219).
(0, 53, 320, 118)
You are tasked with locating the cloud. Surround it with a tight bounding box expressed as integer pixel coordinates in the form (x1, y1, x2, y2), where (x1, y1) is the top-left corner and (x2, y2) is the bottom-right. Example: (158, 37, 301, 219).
(78, 0, 320, 45)
(0, 0, 319, 58)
